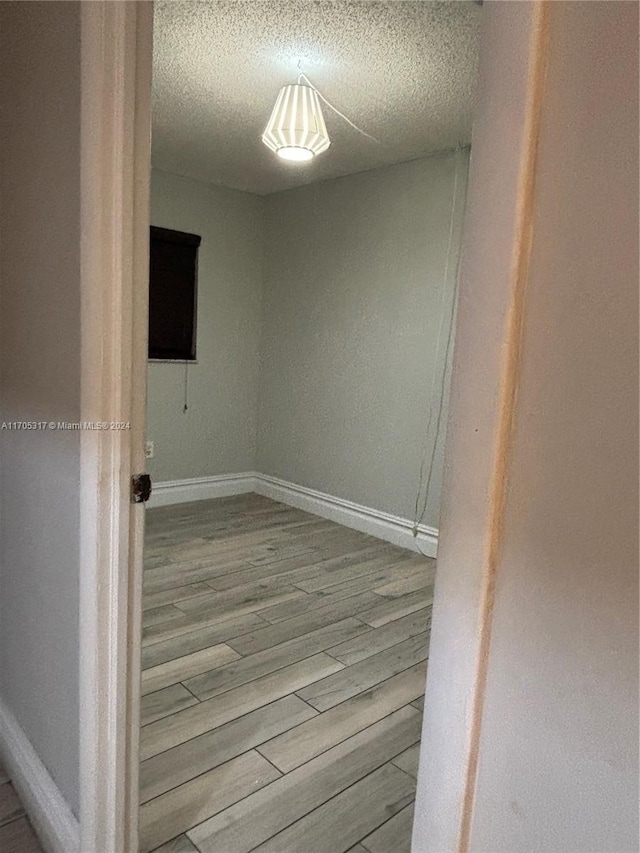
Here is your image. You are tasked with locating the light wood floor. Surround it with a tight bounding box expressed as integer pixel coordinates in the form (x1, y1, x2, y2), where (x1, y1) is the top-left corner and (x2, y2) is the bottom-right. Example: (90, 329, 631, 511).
(0, 762, 44, 853)
(141, 494, 435, 853)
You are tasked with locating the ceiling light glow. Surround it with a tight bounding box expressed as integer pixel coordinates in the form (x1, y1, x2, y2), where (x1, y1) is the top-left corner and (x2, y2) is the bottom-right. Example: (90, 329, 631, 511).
(277, 146, 315, 162)
(262, 83, 330, 162)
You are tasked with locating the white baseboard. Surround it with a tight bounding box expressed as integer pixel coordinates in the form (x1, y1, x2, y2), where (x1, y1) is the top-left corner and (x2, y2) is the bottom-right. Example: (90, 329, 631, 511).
(148, 471, 438, 557)
(0, 697, 79, 853)
(147, 472, 258, 508)
(254, 474, 438, 557)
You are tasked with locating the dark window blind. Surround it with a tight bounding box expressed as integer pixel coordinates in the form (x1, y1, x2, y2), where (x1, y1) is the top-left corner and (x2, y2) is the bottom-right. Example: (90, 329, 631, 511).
(148, 226, 201, 360)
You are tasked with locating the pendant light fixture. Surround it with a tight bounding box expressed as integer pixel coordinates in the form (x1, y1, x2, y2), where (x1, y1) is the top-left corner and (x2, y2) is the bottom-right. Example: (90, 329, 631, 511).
(261, 82, 330, 162)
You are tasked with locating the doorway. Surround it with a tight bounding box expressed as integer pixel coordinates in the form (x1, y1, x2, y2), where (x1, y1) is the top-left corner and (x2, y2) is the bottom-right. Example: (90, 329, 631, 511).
(3, 2, 633, 852)
(138, 2, 478, 851)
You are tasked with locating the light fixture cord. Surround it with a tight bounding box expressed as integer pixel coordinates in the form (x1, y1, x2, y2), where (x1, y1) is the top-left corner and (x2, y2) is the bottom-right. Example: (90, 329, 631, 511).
(297, 71, 383, 146)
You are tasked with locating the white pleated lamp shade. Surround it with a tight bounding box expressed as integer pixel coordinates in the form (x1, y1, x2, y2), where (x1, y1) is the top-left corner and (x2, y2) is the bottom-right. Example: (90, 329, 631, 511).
(262, 84, 330, 161)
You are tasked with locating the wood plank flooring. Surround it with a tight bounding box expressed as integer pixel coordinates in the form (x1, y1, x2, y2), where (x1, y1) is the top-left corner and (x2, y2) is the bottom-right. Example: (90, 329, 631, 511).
(141, 494, 434, 853)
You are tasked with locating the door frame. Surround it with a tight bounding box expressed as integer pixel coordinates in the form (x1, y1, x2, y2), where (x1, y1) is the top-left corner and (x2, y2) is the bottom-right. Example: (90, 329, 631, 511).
(79, 3, 152, 851)
(413, 2, 550, 850)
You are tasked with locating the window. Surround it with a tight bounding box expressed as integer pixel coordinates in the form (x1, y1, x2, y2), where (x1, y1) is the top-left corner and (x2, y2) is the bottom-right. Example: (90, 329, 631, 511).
(148, 226, 201, 360)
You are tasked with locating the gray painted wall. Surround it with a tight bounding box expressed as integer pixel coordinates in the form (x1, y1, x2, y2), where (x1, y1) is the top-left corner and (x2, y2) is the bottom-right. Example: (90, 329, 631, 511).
(147, 170, 264, 482)
(149, 155, 466, 531)
(258, 154, 467, 527)
(0, 1, 81, 815)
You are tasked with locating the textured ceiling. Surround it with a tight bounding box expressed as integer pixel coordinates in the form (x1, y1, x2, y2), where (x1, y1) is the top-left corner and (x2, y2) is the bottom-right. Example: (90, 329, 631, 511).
(152, 1, 481, 195)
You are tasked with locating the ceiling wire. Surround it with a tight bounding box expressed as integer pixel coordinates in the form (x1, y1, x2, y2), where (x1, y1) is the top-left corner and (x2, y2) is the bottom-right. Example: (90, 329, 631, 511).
(411, 145, 468, 557)
(296, 70, 384, 147)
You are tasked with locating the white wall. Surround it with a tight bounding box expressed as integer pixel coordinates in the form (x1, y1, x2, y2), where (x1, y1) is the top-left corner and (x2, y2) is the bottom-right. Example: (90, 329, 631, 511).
(258, 154, 467, 527)
(415, 2, 639, 850)
(147, 170, 264, 483)
(0, 1, 81, 816)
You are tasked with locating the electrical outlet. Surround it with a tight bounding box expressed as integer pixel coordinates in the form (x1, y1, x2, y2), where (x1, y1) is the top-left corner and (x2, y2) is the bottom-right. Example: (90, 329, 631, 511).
(145, 440, 154, 459)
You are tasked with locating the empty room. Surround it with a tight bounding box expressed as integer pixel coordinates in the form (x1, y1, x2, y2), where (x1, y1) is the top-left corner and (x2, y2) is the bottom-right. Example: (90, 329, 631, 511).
(139, 2, 478, 851)
(1, 2, 638, 853)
